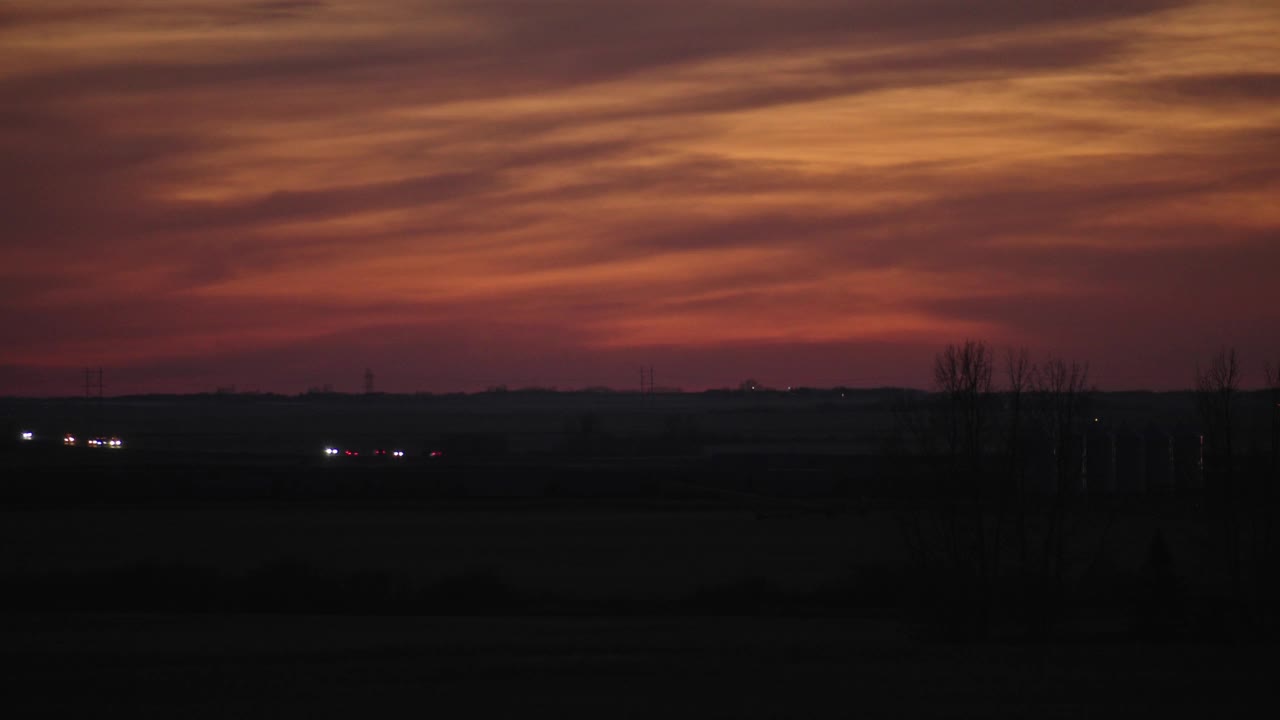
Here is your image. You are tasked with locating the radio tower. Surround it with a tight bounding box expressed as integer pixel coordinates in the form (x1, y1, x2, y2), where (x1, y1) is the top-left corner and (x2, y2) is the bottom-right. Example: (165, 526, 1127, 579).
(363, 368, 375, 395)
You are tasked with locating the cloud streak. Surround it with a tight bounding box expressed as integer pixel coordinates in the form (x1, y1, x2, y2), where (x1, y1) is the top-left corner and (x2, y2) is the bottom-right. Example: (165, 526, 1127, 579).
(1, 0, 1278, 394)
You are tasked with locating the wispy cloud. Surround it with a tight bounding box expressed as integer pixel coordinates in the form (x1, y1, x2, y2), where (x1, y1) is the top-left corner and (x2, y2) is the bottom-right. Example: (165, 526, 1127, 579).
(1, 0, 1277, 393)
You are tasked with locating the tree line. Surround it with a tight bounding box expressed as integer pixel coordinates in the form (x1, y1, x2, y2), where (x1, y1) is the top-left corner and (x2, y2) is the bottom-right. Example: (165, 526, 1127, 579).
(896, 340, 1279, 640)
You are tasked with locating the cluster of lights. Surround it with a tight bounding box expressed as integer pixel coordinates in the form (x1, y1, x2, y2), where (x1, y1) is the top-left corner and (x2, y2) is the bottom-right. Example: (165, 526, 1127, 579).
(429, 450, 444, 458)
(53, 434, 123, 448)
(324, 447, 407, 458)
(21, 431, 34, 441)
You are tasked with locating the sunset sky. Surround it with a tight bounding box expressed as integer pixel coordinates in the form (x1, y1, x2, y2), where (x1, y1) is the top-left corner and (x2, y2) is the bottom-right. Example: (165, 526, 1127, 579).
(2, 0, 1278, 395)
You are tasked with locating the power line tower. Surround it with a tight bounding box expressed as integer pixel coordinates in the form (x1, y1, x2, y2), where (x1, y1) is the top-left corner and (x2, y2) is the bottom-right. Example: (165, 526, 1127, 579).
(637, 365, 656, 394)
(83, 367, 103, 398)
(363, 368, 375, 395)
(82, 367, 104, 434)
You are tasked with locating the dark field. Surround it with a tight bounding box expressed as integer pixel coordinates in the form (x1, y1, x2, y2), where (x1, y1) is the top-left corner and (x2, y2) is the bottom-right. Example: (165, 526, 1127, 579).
(7, 613, 1274, 718)
(3, 391, 1277, 716)
(3, 501, 1274, 718)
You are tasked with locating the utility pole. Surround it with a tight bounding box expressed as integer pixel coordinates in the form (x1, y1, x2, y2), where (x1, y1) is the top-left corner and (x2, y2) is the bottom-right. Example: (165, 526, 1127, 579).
(648, 366, 655, 394)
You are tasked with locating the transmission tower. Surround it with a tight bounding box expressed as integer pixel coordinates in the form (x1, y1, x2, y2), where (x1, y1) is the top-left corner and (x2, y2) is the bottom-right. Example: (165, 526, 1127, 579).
(83, 367, 103, 398)
(363, 368, 375, 395)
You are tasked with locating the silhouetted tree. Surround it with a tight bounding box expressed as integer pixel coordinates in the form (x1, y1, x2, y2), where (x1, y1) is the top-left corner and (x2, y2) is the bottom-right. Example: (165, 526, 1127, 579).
(1263, 359, 1280, 635)
(1266, 359, 1280, 492)
(1194, 347, 1242, 624)
(932, 340, 996, 637)
(1031, 355, 1090, 635)
(1196, 347, 1240, 490)
(1005, 347, 1034, 567)
(934, 340, 994, 484)
(1035, 357, 1090, 498)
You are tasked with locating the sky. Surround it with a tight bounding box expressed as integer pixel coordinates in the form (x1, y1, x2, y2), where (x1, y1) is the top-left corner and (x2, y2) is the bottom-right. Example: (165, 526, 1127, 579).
(2, 0, 1278, 395)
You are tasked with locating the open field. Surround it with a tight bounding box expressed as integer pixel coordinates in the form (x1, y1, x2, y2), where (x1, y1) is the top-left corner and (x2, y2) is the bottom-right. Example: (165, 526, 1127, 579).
(0, 494, 1247, 626)
(3, 391, 1276, 715)
(5, 612, 1275, 718)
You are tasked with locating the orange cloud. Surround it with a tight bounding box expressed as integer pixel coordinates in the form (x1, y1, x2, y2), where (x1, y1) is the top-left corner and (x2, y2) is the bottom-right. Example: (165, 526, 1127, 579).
(2, 0, 1278, 393)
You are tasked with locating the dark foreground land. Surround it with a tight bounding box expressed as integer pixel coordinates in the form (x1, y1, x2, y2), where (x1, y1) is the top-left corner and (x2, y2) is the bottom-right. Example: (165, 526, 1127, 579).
(6, 612, 1274, 718)
(3, 502, 1276, 718)
(3, 392, 1277, 716)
